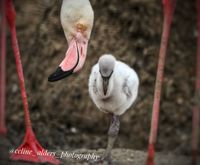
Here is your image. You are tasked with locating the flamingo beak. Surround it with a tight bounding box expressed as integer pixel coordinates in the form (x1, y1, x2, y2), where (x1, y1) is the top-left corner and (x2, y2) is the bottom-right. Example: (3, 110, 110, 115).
(48, 66, 74, 82)
(102, 77, 109, 95)
(48, 37, 88, 82)
(101, 71, 113, 95)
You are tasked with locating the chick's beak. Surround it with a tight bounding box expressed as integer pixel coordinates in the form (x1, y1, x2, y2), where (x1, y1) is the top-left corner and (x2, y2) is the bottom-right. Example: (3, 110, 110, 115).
(102, 77, 109, 95)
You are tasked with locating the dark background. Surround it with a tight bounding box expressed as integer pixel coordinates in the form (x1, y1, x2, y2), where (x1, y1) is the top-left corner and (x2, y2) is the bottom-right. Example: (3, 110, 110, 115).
(5, 0, 199, 157)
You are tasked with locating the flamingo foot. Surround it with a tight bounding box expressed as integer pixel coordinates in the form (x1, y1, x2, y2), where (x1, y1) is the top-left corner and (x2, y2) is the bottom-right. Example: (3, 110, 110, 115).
(10, 129, 60, 165)
(146, 144, 155, 165)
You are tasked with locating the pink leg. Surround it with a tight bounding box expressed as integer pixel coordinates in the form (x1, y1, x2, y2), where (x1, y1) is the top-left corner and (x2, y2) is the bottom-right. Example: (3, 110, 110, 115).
(146, 1, 176, 165)
(0, 0, 7, 136)
(192, 1, 200, 164)
(6, 1, 59, 164)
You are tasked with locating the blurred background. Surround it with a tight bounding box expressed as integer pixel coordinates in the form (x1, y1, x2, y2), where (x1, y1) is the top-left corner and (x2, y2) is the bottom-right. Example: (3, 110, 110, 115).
(5, 0, 199, 157)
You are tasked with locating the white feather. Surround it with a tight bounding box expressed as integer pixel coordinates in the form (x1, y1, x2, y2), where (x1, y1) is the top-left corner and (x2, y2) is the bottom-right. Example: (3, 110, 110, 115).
(89, 56, 139, 115)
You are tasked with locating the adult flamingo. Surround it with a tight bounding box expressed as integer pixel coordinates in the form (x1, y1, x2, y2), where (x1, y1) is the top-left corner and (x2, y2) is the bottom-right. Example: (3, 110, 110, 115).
(146, 0, 200, 165)
(48, 0, 94, 82)
(0, 0, 59, 164)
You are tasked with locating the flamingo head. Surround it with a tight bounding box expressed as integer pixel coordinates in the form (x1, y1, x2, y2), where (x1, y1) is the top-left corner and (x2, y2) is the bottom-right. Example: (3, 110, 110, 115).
(48, 0, 94, 82)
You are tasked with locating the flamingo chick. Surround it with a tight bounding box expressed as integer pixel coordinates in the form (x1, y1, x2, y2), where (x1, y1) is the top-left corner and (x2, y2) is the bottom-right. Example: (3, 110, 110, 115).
(88, 54, 139, 163)
(48, 0, 94, 82)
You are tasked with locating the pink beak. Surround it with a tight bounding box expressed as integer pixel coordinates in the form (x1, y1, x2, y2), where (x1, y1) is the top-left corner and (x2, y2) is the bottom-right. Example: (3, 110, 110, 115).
(48, 33, 88, 82)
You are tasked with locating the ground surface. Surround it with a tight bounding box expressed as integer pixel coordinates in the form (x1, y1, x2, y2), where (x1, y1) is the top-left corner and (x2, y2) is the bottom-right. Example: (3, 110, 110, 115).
(0, 136, 196, 165)
(1, 0, 200, 164)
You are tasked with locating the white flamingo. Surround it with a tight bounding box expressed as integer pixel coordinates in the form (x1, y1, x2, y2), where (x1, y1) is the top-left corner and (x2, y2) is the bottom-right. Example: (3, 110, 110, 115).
(88, 54, 139, 163)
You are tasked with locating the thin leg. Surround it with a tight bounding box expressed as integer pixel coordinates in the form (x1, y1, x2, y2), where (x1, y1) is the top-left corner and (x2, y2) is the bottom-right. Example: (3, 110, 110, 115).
(90, 114, 120, 165)
(104, 114, 120, 162)
(0, 0, 7, 136)
(146, 1, 176, 165)
(6, 1, 59, 164)
(192, 1, 200, 164)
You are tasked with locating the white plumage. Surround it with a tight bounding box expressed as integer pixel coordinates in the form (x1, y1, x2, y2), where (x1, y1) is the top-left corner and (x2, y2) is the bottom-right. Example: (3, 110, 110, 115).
(88, 54, 139, 116)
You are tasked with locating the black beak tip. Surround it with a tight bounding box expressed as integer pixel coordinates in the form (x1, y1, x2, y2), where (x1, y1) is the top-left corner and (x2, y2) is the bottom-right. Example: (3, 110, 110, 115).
(103, 91, 107, 95)
(48, 67, 73, 82)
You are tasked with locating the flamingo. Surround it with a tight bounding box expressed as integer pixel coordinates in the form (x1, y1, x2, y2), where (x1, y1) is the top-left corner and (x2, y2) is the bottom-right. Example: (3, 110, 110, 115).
(0, 0, 59, 164)
(88, 54, 139, 163)
(146, 0, 200, 165)
(48, 0, 94, 82)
